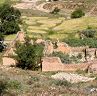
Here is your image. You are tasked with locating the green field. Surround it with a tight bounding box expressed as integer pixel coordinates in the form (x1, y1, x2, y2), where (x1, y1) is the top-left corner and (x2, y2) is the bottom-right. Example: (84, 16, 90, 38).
(4, 16, 97, 41)
(0, 0, 97, 40)
(0, 0, 5, 4)
(21, 16, 97, 40)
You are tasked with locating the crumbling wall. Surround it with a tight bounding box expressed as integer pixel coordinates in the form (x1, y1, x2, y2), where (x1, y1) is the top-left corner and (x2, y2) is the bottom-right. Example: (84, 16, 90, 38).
(42, 57, 90, 71)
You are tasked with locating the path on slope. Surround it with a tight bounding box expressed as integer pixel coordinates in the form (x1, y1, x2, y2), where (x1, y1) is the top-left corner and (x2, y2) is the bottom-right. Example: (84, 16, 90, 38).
(14, 0, 50, 12)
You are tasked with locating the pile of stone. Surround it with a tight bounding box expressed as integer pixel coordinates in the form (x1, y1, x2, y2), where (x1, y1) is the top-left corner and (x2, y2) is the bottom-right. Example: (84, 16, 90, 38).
(51, 72, 95, 83)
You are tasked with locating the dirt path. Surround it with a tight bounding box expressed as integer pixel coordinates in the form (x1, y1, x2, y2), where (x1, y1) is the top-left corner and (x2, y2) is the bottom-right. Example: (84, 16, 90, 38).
(14, 0, 50, 12)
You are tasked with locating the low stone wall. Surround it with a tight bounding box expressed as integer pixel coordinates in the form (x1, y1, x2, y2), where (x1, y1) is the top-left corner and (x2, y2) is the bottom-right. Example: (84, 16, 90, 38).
(2, 56, 91, 72)
(42, 57, 91, 71)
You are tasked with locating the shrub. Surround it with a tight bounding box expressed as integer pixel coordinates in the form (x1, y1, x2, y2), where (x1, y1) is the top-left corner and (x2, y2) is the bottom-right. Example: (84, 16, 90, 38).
(71, 9, 85, 18)
(1, 21, 20, 35)
(0, 79, 7, 95)
(52, 52, 71, 64)
(48, 30, 55, 35)
(0, 4, 21, 22)
(0, 4, 21, 35)
(14, 37, 44, 70)
(7, 80, 21, 89)
(53, 80, 71, 87)
(81, 27, 96, 38)
(52, 52, 82, 64)
(95, 77, 97, 80)
(31, 76, 39, 82)
(51, 7, 60, 14)
(65, 38, 97, 48)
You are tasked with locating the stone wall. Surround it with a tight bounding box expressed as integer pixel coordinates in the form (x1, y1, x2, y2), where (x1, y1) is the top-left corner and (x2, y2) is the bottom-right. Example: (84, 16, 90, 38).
(2, 56, 95, 72)
(42, 57, 91, 71)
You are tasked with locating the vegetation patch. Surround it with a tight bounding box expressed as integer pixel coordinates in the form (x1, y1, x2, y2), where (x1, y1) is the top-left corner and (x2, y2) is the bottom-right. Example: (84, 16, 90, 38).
(52, 79, 72, 87)
(21, 16, 97, 40)
(7, 80, 21, 89)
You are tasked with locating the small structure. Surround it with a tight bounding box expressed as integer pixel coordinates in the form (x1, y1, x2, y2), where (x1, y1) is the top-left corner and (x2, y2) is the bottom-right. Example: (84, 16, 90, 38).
(3, 31, 25, 66)
(2, 33, 97, 72)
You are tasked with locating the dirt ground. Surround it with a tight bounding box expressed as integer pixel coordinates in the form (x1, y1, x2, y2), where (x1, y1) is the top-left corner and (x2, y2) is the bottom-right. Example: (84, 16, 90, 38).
(0, 66, 97, 96)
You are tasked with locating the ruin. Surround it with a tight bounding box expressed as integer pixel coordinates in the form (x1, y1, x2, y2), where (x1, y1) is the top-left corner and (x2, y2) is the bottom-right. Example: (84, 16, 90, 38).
(3, 31, 25, 66)
(42, 57, 91, 71)
(2, 32, 97, 72)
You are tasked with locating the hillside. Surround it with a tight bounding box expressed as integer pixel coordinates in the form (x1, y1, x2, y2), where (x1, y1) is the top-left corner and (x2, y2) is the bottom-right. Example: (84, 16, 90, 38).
(0, 0, 97, 96)
(1, 0, 97, 41)
(5, 16, 97, 41)
(0, 66, 97, 96)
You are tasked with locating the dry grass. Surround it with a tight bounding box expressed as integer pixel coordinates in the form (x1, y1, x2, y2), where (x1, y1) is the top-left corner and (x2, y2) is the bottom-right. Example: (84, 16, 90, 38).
(0, 66, 97, 96)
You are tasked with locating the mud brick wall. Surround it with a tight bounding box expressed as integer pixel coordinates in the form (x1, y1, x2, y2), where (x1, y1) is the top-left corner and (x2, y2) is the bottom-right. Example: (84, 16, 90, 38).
(42, 57, 90, 71)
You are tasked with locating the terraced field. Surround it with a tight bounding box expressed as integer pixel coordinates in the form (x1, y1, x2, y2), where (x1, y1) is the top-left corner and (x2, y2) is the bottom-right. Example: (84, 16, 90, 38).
(0, 0, 5, 4)
(21, 16, 97, 40)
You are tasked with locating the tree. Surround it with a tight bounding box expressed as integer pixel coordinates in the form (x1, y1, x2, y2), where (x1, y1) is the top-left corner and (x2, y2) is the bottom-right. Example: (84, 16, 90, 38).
(0, 4, 21, 35)
(14, 38, 44, 70)
(0, 4, 21, 22)
(71, 9, 85, 18)
(0, 79, 7, 95)
(1, 21, 20, 35)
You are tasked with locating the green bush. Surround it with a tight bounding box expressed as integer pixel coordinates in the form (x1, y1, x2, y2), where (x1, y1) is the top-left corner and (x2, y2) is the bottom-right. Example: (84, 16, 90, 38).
(0, 33, 5, 52)
(95, 77, 97, 80)
(14, 37, 44, 70)
(81, 27, 96, 38)
(53, 80, 71, 87)
(31, 76, 39, 82)
(65, 38, 97, 48)
(52, 52, 71, 64)
(52, 52, 82, 64)
(0, 4, 21, 35)
(47, 30, 55, 35)
(71, 9, 85, 18)
(0, 79, 7, 95)
(51, 7, 60, 14)
(7, 80, 21, 89)
(1, 21, 20, 35)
